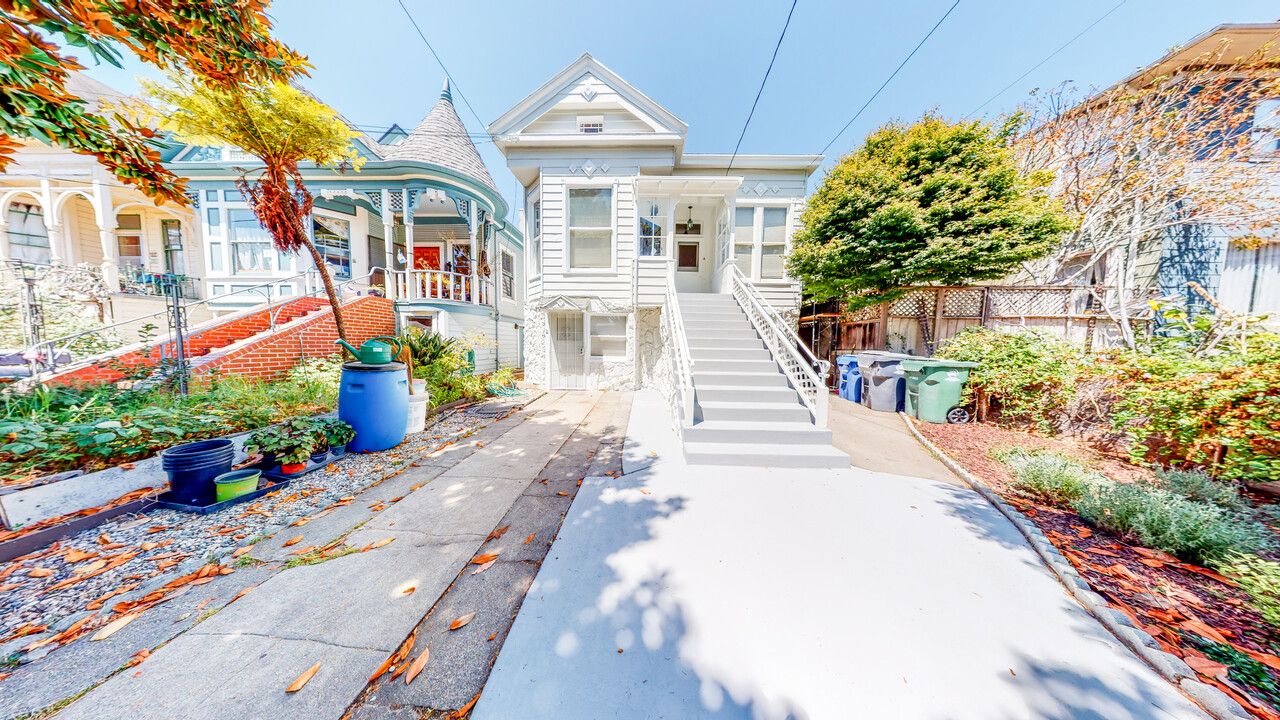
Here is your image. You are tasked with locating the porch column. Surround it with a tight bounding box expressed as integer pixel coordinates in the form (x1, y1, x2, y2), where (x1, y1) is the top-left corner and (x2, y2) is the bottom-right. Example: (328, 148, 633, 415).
(0, 222, 9, 261)
(92, 179, 120, 291)
(468, 202, 479, 304)
(39, 179, 63, 264)
(381, 189, 396, 299)
(403, 188, 414, 300)
(665, 198, 676, 282)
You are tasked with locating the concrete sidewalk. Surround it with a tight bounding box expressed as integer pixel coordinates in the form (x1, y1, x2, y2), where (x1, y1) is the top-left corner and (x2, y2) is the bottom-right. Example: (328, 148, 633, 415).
(52, 391, 612, 720)
(473, 390, 1209, 720)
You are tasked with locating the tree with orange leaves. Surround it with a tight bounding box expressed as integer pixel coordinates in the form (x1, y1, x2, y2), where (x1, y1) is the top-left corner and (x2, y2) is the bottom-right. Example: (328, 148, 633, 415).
(0, 0, 306, 206)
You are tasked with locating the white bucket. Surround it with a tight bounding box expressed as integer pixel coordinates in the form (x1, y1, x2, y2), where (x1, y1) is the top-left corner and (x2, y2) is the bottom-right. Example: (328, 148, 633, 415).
(406, 380, 430, 434)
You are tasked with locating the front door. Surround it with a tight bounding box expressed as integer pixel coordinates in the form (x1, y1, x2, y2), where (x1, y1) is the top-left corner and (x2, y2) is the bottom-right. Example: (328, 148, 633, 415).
(413, 246, 442, 298)
(550, 312, 584, 389)
(674, 229, 709, 292)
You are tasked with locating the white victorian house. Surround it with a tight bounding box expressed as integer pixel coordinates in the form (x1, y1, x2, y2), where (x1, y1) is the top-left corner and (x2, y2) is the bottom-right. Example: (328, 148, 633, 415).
(490, 55, 847, 467)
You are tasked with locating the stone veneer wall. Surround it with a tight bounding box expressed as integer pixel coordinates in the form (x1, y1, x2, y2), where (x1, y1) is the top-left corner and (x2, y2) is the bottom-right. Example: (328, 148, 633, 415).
(523, 308, 549, 387)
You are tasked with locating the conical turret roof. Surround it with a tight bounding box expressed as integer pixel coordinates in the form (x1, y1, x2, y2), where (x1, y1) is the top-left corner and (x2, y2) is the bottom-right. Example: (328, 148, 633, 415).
(387, 80, 498, 195)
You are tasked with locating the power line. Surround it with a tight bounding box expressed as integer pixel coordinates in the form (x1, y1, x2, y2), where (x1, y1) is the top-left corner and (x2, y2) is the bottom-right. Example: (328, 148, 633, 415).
(726, 0, 798, 174)
(966, 0, 1127, 118)
(396, 0, 491, 136)
(819, 0, 960, 156)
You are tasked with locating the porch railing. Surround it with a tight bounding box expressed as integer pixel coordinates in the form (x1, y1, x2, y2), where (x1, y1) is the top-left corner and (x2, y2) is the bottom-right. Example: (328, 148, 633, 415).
(728, 264, 830, 427)
(394, 269, 489, 305)
(660, 277, 696, 427)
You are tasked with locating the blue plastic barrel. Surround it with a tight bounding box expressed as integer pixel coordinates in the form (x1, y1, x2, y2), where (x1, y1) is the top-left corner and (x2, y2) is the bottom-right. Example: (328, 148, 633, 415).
(338, 361, 409, 452)
(835, 354, 861, 402)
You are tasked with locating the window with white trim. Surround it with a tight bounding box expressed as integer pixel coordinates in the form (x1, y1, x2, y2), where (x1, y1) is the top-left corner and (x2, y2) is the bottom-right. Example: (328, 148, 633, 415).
(639, 197, 664, 257)
(588, 314, 626, 359)
(1255, 99, 1280, 153)
(6, 203, 50, 263)
(761, 207, 787, 279)
(500, 248, 515, 299)
(116, 213, 144, 267)
(529, 196, 542, 275)
(228, 208, 275, 274)
(568, 187, 612, 269)
(578, 115, 603, 134)
(313, 215, 351, 278)
(733, 206, 754, 275)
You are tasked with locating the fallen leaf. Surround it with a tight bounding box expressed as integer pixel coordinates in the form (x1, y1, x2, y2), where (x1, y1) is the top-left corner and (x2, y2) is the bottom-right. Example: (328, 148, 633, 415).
(1084, 548, 1121, 558)
(405, 649, 430, 684)
(649, 451, 657, 457)
(288, 546, 318, 556)
(370, 538, 394, 550)
(1138, 559, 1165, 568)
(64, 549, 98, 563)
(282, 535, 304, 548)
(472, 553, 498, 565)
(451, 692, 480, 719)
(26, 568, 54, 578)
(232, 546, 251, 558)
(97, 534, 111, 545)
(640, 489, 651, 495)
(0, 583, 20, 592)
(228, 585, 256, 604)
(1180, 619, 1230, 645)
(291, 518, 309, 528)
(449, 612, 476, 630)
(1133, 547, 1178, 563)
(91, 613, 138, 641)
(191, 577, 214, 586)
(73, 560, 107, 575)
(127, 648, 150, 667)
(140, 542, 159, 551)
(145, 526, 169, 534)
(523, 534, 535, 545)
(487, 633, 496, 641)
(617, 648, 623, 653)
(1185, 655, 1230, 680)
(486, 526, 509, 542)
(471, 560, 495, 575)
(475, 442, 484, 448)
(286, 662, 321, 693)
(120, 463, 136, 470)
(402, 586, 416, 595)
(555, 492, 569, 497)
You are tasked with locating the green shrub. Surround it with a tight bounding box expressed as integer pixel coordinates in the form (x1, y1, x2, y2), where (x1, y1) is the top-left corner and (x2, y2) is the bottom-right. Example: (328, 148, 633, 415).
(1218, 553, 1280, 629)
(995, 448, 1097, 504)
(935, 327, 1078, 432)
(1071, 481, 1271, 565)
(1155, 469, 1245, 510)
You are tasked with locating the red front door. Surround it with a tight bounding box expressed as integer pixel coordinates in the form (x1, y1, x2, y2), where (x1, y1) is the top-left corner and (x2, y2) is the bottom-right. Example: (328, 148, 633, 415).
(414, 246, 441, 271)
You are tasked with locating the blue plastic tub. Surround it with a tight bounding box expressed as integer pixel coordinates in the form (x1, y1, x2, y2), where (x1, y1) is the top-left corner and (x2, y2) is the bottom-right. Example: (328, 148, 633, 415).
(338, 361, 409, 452)
(835, 354, 861, 403)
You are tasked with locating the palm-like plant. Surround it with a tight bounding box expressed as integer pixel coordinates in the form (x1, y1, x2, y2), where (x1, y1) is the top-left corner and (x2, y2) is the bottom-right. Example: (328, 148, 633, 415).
(401, 329, 458, 365)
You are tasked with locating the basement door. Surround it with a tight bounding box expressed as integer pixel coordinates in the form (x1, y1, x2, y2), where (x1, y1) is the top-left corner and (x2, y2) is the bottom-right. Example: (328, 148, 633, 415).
(550, 312, 584, 389)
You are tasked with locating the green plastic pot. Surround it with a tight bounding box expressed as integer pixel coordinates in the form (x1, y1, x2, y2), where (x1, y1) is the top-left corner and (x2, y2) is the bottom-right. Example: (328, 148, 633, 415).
(213, 469, 262, 503)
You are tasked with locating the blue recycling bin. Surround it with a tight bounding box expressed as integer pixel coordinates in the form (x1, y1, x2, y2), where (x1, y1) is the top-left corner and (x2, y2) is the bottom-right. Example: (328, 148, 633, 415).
(836, 354, 862, 403)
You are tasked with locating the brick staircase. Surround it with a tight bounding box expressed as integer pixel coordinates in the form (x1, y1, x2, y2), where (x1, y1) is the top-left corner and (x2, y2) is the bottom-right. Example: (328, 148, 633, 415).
(677, 293, 849, 468)
(45, 295, 393, 385)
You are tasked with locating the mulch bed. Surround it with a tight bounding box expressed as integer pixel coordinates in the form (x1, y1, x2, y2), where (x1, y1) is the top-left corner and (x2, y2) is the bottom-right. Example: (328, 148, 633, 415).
(919, 421, 1280, 719)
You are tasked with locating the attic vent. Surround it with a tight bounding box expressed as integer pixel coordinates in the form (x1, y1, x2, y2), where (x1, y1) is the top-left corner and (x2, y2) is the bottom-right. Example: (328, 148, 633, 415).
(578, 115, 603, 134)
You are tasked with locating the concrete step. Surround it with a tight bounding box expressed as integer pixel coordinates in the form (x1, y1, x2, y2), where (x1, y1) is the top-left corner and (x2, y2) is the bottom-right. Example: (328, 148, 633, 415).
(687, 336, 763, 350)
(684, 328, 760, 341)
(681, 310, 748, 323)
(695, 385, 802, 404)
(683, 318, 750, 331)
(682, 441, 850, 468)
(689, 347, 773, 362)
(678, 293, 738, 305)
(696, 401, 812, 423)
(692, 371, 790, 387)
(691, 358, 780, 373)
(682, 420, 833, 446)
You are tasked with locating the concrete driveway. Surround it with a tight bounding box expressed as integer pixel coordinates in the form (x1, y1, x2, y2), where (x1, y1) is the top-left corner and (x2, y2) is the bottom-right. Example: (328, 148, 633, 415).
(473, 390, 1208, 720)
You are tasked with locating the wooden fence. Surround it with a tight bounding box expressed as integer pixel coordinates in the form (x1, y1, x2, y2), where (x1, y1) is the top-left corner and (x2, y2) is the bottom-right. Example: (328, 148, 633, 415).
(800, 286, 1153, 379)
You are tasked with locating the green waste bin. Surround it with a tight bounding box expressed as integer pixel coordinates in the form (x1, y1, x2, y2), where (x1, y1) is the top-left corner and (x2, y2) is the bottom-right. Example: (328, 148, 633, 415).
(900, 359, 979, 424)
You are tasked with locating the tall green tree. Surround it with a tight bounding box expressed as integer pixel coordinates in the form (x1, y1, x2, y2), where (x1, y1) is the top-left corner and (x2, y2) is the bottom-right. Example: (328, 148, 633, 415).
(789, 114, 1070, 308)
(140, 75, 362, 340)
(1, 0, 304, 205)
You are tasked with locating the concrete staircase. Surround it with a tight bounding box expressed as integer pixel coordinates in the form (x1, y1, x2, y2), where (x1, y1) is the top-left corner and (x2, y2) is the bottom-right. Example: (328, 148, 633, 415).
(678, 293, 849, 468)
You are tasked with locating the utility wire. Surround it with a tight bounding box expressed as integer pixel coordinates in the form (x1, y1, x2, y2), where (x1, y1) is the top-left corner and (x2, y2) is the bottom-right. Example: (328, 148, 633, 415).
(966, 0, 1127, 118)
(396, 0, 492, 136)
(819, 0, 960, 156)
(726, 0, 798, 174)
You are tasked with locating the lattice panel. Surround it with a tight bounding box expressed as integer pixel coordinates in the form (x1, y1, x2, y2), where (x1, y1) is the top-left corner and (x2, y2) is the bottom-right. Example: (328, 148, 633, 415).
(989, 288, 1070, 317)
(889, 289, 936, 317)
(942, 289, 984, 317)
(846, 305, 880, 322)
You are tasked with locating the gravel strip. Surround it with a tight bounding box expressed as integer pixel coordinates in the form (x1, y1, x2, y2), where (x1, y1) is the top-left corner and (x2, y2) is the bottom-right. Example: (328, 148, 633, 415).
(0, 391, 541, 660)
(898, 411, 1252, 720)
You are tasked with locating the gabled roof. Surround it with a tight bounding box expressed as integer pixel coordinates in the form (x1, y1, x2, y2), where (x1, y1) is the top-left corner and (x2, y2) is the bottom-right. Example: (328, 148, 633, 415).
(1118, 23, 1280, 89)
(387, 80, 499, 195)
(377, 123, 409, 146)
(487, 53, 688, 142)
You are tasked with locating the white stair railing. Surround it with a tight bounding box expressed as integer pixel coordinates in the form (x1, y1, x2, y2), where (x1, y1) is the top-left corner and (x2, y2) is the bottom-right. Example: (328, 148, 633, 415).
(727, 265, 830, 427)
(660, 277, 697, 427)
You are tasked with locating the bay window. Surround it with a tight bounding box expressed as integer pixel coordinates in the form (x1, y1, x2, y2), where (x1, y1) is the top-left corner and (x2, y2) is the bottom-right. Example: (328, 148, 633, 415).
(568, 187, 612, 269)
(639, 197, 664, 256)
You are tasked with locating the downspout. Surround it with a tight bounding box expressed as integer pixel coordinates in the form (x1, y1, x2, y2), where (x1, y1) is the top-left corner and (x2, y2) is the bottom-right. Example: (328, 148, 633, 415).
(493, 220, 500, 372)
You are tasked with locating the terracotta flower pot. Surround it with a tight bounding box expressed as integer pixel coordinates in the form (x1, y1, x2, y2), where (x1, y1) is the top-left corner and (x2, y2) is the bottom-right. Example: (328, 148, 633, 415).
(281, 462, 307, 475)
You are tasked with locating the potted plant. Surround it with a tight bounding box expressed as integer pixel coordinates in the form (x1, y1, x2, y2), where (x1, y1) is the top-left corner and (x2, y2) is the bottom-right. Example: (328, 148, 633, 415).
(279, 418, 324, 471)
(317, 418, 355, 459)
(278, 443, 312, 475)
(244, 427, 291, 471)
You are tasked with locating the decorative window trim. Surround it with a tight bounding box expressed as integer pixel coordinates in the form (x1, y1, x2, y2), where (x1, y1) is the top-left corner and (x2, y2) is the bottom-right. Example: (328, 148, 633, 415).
(565, 182, 616, 272)
(500, 247, 516, 300)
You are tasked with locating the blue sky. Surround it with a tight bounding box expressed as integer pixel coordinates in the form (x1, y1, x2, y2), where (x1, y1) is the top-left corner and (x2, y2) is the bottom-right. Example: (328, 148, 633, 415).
(77, 0, 1280, 218)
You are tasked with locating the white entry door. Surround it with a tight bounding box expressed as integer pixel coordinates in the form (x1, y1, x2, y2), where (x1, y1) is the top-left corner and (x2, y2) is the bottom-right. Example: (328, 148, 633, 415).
(550, 312, 584, 389)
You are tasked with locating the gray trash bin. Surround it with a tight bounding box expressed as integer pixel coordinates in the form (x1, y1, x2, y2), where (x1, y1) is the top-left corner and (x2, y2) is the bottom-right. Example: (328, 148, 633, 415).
(856, 351, 911, 412)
